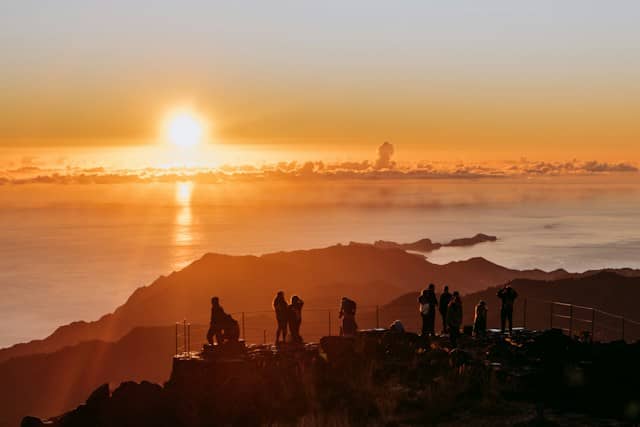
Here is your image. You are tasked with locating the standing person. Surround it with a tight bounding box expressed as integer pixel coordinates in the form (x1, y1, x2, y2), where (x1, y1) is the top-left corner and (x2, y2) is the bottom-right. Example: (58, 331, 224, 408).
(418, 284, 438, 336)
(339, 297, 358, 336)
(497, 284, 518, 333)
(273, 291, 289, 343)
(439, 286, 452, 333)
(288, 295, 304, 343)
(474, 300, 488, 337)
(447, 292, 463, 347)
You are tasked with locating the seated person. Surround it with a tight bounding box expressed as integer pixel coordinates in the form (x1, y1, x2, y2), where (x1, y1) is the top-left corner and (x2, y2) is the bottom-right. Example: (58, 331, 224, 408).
(206, 297, 240, 345)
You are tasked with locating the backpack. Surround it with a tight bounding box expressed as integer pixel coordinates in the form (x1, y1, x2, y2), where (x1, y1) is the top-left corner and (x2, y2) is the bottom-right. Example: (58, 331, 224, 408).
(420, 303, 431, 315)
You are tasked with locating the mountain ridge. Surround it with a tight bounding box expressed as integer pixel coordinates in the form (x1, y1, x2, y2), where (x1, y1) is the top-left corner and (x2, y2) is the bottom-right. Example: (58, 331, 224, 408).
(3, 243, 639, 365)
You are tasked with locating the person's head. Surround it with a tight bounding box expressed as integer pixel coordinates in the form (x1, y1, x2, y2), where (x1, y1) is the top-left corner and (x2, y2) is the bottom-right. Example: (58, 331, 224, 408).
(291, 295, 300, 304)
(444, 286, 449, 292)
(277, 291, 284, 298)
(479, 300, 486, 306)
(211, 296, 219, 306)
(428, 283, 435, 291)
(453, 291, 460, 300)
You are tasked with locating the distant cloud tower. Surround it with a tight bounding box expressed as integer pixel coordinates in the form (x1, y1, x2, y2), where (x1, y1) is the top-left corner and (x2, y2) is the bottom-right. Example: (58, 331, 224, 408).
(375, 141, 395, 170)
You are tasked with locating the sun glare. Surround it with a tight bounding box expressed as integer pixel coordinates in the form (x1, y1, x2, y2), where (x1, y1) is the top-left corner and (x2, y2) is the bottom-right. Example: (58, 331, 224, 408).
(163, 109, 206, 148)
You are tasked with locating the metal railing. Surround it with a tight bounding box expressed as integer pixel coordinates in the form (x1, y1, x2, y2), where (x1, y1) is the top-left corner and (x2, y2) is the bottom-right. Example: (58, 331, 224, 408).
(174, 298, 640, 355)
(175, 320, 192, 358)
(526, 298, 640, 342)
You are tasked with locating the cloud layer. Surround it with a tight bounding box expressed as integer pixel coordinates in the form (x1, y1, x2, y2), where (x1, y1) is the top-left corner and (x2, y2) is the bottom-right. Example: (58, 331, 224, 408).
(0, 143, 637, 185)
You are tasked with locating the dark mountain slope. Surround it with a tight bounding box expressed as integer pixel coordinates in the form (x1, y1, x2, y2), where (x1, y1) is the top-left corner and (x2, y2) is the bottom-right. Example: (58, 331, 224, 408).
(0, 326, 174, 427)
(0, 244, 577, 364)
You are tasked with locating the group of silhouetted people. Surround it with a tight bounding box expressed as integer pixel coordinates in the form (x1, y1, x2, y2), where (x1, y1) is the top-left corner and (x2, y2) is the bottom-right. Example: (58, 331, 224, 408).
(418, 285, 462, 339)
(206, 282, 518, 347)
(273, 291, 305, 344)
(417, 283, 518, 346)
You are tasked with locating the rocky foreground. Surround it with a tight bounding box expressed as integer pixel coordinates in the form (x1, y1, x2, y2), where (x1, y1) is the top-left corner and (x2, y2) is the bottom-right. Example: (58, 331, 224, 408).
(23, 329, 640, 427)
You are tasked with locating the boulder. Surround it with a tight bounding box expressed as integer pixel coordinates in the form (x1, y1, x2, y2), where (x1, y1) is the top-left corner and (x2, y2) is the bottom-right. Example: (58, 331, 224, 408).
(20, 416, 44, 427)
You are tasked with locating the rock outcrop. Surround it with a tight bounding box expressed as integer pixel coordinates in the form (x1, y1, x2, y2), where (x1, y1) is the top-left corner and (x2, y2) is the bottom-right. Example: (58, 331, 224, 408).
(24, 330, 640, 426)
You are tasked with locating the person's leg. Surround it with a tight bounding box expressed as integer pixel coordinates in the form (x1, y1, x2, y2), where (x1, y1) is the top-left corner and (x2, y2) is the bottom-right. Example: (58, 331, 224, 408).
(508, 309, 513, 333)
(206, 326, 214, 345)
(289, 321, 296, 342)
(276, 319, 286, 342)
(420, 314, 426, 335)
(428, 312, 436, 335)
(294, 320, 302, 342)
(441, 312, 448, 333)
(215, 328, 224, 345)
(500, 307, 506, 332)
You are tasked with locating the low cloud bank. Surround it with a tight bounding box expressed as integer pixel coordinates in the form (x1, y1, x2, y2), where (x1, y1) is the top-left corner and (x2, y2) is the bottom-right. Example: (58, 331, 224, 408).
(0, 142, 637, 185)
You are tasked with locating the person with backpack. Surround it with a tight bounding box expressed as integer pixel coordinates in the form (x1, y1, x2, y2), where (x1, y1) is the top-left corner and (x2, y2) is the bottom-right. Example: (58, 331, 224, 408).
(288, 295, 304, 343)
(497, 284, 518, 333)
(447, 291, 463, 347)
(418, 283, 438, 336)
(339, 297, 358, 336)
(207, 297, 239, 344)
(273, 291, 289, 343)
(439, 286, 453, 333)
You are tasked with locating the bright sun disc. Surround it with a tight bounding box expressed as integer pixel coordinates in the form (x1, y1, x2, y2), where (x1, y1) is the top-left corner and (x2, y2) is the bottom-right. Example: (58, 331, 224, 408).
(164, 110, 206, 148)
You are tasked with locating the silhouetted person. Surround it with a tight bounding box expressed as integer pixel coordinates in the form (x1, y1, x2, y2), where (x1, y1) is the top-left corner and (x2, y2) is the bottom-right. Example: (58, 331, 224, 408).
(418, 283, 438, 336)
(288, 295, 304, 343)
(497, 284, 518, 333)
(340, 297, 358, 336)
(474, 300, 488, 337)
(222, 313, 240, 342)
(273, 291, 289, 343)
(447, 291, 463, 347)
(206, 297, 240, 345)
(439, 286, 452, 333)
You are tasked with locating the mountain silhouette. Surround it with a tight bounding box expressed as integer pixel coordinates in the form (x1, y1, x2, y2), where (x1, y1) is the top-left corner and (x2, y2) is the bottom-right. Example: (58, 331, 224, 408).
(0, 327, 174, 427)
(0, 244, 571, 364)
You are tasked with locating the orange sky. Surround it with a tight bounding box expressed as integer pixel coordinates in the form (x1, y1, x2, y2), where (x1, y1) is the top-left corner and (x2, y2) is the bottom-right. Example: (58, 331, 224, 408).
(1, 2, 640, 164)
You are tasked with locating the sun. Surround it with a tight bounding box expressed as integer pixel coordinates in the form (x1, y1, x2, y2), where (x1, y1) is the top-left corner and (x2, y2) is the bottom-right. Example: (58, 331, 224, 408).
(163, 109, 207, 148)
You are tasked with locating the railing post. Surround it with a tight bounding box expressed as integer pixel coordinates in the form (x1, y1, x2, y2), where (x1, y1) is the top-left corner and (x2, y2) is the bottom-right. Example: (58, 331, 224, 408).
(183, 319, 187, 355)
(622, 317, 625, 342)
(376, 305, 380, 329)
(591, 309, 595, 341)
(263, 329, 266, 344)
(550, 303, 554, 329)
(242, 312, 246, 340)
(328, 311, 332, 336)
(569, 305, 573, 337)
(175, 323, 178, 355)
(187, 323, 191, 357)
(523, 298, 527, 329)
